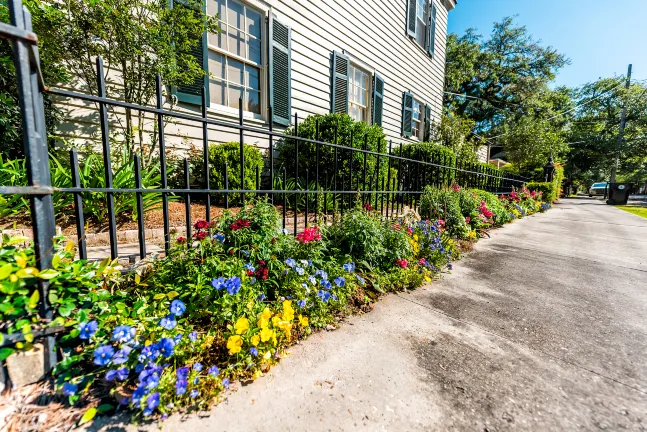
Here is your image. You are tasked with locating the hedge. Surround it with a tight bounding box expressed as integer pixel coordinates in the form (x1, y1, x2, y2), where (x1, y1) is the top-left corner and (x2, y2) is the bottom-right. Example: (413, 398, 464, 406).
(526, 181, 558, 202)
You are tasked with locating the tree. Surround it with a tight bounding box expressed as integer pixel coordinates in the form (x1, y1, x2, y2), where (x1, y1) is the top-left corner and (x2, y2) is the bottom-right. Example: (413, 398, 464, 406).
(444, 17, 569, 131)
(0, 0, 70, 158)
(43, 0, 218, 163)
(430, 113, 484, 161)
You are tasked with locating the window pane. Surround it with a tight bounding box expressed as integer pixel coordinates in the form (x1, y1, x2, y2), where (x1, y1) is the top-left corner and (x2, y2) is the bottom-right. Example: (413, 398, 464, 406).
(209, 24, 227, 49)
(246, 90, 261, 114)
(208, 51, 226, 80)
(227, 28, 244, 57)
(349, 104, 361, 122)
(210, 79, 226, 106)
(208, 0, 227, 20)
(248, 37, 261, 64)
(246, 8, 261, 38)
(228, 85, 244, 109)
(245, 65, 260, 90)
(416, 19, 426, 46)
(228, 0, 244, 30)
(227, 58, 244, 85)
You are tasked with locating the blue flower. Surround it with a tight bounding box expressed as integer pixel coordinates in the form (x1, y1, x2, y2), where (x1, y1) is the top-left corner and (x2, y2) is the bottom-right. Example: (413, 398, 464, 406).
(213, 233, 225, 243)
(175, 378, 188, 395)
(226, 277, 241, 295)
(135, 363, 145, 373)
(93, 345, 114, 366)
(176, 366, 189, 379)
(257, 293, 267, 301)
(193, 362, 203, 372)
(174, 333, 183, 344)
(193, 377, 200, 385)
(116, 367, 129, 381)
(297, 299, 307, 308)
(334, 277, 346, 288)
(295, 266, 305, 275)
(222, 377, 230, 389)
(158, 338, 175, 358)
(317, 290, 331, 303)
(250, 347, 258, 357)
(308, 276, 317, 285)
(208, 365, 219, 377)
(112, 346, 133, 365)
(241, 250, 250, 257)
(190, 389, 199, 399)
(144, 392, 160, 417)
(356, 275, 366, 286)
(189, 331, 198, 342)
(111, 325, 135, 343)
(343, 262, 355, 273)
(314, 269, 328, 280)
(250, 277, 257, 285)
(62, 382, 77, 396)
(159, 315, 177, 330)
(211, 277, 226, 290)
(281, 228, 289, 235)
(301, 282, 308, 289)
(170, 299, 186, 316)
(138, 344, 160, 363)
(320, 280, 332, 290)
(105, 369, 118, 381)
(285, 258, 296, 268)
(79, 321, 98, 340)
(244, 263, 255, 272)
(132, 385, 147, 407)
(300, 259, 310, 267)
(142, 373, 160, 390)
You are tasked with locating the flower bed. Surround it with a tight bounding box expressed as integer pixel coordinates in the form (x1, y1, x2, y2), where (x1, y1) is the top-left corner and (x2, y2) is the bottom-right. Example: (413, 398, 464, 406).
(0, 184, 549, 426)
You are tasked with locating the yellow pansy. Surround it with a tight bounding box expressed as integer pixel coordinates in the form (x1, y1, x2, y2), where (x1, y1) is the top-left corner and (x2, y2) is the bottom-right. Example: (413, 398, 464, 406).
(413, 234, 419, 241)
(277, 320, 292, 335)
(271, 315, 281, 328)
(263, 350, 272, 360)
(424, 275, 431, 282)
(252, 370, 263, 380)
(201, 335, 215, 349)
(257, 307, 272, 328)
(234, 317, 250, 335)
(226, 335, 243, 355)
(251, 335, 260, 346)
(298, 315, 309, 327)
(260, 327, 273, 342)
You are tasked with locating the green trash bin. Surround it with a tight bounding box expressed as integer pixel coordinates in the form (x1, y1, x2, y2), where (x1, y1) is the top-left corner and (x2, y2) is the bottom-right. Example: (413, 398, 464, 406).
(606, 183, 633, 205)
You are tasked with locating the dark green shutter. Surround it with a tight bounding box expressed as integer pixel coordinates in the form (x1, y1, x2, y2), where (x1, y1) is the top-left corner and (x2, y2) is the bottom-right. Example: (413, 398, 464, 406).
(427, 3, 437, 57)
(406, 0, 417, 37)
(174, 0, 208, 105)
(330, 51, 350, 114)
(424, 103, 432, 141)
(402, 92, 413, 137)
(372, 73, 385, 127)
(268, 11, 291, 126)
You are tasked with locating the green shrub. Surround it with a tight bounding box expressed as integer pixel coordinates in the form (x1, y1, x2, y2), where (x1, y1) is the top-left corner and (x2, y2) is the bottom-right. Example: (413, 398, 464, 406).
(393, 141, 457, 188)
(526, 181, 557, 202)
(419, 186, 469, 239)
(277, 113, 389, 189)
(208, 142, 264, 204)
(472, 189, 513, 225)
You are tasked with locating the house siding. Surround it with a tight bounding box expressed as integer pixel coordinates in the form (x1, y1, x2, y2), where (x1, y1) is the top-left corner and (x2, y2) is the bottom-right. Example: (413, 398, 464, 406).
(53, 0, 452, 155)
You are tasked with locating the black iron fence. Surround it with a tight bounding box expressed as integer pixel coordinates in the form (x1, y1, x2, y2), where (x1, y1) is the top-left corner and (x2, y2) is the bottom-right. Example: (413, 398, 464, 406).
(0, 0, 526, 386)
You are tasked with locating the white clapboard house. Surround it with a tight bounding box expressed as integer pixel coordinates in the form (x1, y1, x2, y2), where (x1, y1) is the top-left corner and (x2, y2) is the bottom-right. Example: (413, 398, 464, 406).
(56, 0, 457, 151)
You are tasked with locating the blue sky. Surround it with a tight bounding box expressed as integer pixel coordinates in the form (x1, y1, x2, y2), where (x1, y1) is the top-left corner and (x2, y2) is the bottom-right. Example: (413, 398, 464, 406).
(446, 0, 646, 88)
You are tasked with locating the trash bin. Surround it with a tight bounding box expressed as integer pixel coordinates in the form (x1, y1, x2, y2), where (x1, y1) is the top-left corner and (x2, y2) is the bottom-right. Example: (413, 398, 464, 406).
(606, 183, 633, 205)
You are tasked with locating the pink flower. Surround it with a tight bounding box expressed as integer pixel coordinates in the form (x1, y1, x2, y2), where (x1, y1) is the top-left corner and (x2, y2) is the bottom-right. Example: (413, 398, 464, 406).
(465, 216, 471, 224)
(450, 182, 461, 193)
(437, 220, 445, 227)
(478, 201, 494, 218)
(396, 259, 408, 269)
(296, 226, 322, 244)
(419, 258, 426, 265)
(391, 223, 401, 231)
(407, 227, 414, 234)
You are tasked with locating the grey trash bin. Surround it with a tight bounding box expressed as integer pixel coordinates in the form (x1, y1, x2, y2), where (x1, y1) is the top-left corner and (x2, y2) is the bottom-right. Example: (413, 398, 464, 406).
(606, 183, 633, 205)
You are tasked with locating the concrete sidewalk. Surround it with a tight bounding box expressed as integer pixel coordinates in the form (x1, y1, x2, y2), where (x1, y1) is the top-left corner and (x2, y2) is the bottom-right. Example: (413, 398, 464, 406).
(92, 198, 647, 431)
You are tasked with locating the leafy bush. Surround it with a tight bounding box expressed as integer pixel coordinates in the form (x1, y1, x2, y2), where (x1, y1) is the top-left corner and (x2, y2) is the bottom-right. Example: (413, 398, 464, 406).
(526, 181, 557, 202)
(393, 141, 457, 188)
(277, 113, 389, 189)
(419, 186, 469, 239)
(205, 142, 264, 205)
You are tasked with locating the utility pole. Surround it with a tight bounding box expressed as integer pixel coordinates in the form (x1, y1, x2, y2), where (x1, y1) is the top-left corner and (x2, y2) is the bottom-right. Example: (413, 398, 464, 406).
(610, 64, 632, 183)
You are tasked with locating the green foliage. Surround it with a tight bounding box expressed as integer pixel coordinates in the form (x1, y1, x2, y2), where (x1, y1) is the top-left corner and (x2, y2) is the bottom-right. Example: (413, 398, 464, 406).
(431, 114, 485, 160)
(472, 189, 513, 225)
(277, 113, 389, 188)
(393, 141, 458, 187)
(526, 182, 557, 202)
(0, 0, 70, 158)
(206, 142, 265, 204)
(419, 186, 469, 238)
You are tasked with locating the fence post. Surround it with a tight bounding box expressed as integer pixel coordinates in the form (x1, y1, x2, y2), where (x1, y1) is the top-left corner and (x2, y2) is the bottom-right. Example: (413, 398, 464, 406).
(9, 0, 58, 373)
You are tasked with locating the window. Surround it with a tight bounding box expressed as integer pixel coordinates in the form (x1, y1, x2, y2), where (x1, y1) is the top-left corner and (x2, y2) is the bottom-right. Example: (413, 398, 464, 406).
(411, 99, 422, 139)
(348, 64, 371, 123)
(207, 0, 262, 114)
(415, 0, 427, 47)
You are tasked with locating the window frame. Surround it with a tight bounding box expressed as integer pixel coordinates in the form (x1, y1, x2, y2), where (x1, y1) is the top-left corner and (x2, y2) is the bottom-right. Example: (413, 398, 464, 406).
(348, 62, 372, 125)
(205, 0, 267, 121)
(411, 97, 423, 140)
(414, 0, 428, 48)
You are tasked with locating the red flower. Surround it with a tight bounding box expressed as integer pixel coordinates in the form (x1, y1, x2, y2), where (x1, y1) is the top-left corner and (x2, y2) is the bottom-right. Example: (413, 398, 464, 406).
(256, 267, 268, 281)
(363, 203, 373, 211)
(479, 201, 494, 218)
(296, 226, 322, 244)
(194, 219, 209, 230)
(246, 270, 255, 277)
(450, 182, 461, 193)
(177, 236, 186, 244)
(407, 227, 414, 234)
(193, 231, 208, 240)
(230, 219, 250, 231)
(437, 220, 445, 227)
(530, 191, 537, 197)
(465, 216, 471, 224)
(391, 223, 401, 231)
(396, 259, 408, 269)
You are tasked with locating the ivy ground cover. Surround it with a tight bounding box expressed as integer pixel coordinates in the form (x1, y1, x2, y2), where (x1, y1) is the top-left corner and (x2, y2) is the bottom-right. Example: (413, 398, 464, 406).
(0, 185, 551, 426)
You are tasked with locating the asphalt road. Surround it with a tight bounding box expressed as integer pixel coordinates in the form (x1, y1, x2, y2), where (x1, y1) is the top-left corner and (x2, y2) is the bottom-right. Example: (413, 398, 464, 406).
(92, 198, 647, 431)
